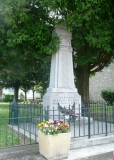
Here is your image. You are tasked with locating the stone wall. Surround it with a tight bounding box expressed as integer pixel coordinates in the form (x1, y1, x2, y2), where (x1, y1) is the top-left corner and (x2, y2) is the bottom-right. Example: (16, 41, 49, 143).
(89, 62, 114, 101)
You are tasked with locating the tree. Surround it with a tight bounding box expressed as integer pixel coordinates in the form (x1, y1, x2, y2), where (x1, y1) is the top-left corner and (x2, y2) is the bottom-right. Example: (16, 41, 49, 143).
(0, 0, 58, 101)
(39, 0, 114, 102)
(0, 0, 59, 57)
(0, 52, 51, 101)
(0, 53, 25, 101)
(20, 58, 51, 101)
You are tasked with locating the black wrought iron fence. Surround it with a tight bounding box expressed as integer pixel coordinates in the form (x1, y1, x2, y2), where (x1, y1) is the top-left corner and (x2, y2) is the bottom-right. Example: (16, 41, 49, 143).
(0, 101, 114, 148)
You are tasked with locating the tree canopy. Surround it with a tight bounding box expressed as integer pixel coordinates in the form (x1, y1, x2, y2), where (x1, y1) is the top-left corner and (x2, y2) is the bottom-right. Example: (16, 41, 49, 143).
(0, 0, 60, 57)
(39, 0, 114, 69)
(39, 0, 114, 102)
(0, 0, 57, 100)
(0, 0, 114, 102)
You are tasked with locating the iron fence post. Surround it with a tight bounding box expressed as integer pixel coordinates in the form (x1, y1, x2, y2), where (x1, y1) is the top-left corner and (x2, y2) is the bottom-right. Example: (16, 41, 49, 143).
(88, 103, 90, 139)
(44, 106, 49, 121)
(9, 102, 11, 124)
(112, 102, 114, 125)
(68, 105, 70, 126)
(79, 104, 80, 137)
(81, 101, 84, 117)
(12, 99, 18, 125)
(105, 104, 108, 136)
(74, 104, 76, 137)
(58, 106, 60, 121)
(40, 106, 43, 122)
(53, 107, 55, 120)
(46, 106, 49, 121)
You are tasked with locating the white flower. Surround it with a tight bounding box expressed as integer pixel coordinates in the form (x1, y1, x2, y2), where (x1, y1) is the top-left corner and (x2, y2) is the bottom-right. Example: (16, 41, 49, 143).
(44, 123, 48, 127)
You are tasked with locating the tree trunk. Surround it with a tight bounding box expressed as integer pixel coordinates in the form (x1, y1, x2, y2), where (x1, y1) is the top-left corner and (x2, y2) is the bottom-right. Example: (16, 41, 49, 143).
(14, 86, 19, 102)
(74, 64, 90, 116)
(75, 65, 90, 103)
(25, 91, 27, 101)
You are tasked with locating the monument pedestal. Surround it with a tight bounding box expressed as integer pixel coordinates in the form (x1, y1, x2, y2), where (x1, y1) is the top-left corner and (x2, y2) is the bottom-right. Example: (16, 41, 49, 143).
(43, 25, 81, 118)
(43, 88, 81, 118)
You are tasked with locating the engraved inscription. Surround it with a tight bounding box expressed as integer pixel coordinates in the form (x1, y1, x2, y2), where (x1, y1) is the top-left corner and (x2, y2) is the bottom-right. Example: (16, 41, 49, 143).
(52, 94, 79, 109)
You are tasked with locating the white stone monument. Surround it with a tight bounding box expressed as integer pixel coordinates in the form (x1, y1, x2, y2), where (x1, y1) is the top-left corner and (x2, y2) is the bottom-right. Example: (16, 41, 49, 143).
(43, 25, 81, 118)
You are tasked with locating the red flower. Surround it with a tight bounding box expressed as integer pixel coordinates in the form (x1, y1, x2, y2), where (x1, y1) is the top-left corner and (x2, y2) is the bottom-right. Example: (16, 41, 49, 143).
(53, 120, 57, 124)
(57, 127, 61, 131)
(60, 121, 63, 124)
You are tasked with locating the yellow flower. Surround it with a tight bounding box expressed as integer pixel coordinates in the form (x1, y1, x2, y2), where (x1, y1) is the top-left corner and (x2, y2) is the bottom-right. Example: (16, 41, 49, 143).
(38, 124, 41, 127)
(38, 122, 44, 128)
(41, 122, 44, 126)
(46, 121, 49, 125)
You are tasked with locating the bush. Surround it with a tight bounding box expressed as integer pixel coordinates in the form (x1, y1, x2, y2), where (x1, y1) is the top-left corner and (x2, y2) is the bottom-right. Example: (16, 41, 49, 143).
(3, 94, 14, 102)
(19, 92, 24, 100)
(101, 90, 114, 105)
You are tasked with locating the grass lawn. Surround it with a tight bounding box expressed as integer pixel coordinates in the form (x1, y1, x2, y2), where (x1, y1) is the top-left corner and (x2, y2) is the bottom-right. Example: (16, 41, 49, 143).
(0, 102, 39, 147)
(0, 103, 19, 147)
(0, 125, 19, 147)
(0, 103, 9, 118)
(90, 103, 113, 112)
(89, 103, 114, 123)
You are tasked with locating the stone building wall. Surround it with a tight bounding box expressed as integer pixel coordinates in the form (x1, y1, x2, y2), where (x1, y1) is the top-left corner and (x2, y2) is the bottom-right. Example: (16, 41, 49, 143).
(89, 62, 114, 101)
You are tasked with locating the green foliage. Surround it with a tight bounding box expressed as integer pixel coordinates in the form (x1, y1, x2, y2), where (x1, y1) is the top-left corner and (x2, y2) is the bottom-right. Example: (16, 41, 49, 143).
(1, 0, 114, 103)
(0, 0, 60, 100)
(39, 0, 114, 102)
(0, 0, 60, 57)
(21, 100, 31, 104)
(3, 94, 14, 102)
(19, 92, 24, 100)
(101, 89, 114, 104)
(89, 72, 96, 78)
(39, 0, 114, 65)
(0, 103, 9, 118)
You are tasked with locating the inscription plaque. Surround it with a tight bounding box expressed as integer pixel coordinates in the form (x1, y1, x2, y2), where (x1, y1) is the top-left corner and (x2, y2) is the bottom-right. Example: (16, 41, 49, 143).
(52, 93, 80, 113)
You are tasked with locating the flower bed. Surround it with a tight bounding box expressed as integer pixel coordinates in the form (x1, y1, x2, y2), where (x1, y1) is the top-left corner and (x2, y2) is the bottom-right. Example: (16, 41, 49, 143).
(37, 120, 70, 135)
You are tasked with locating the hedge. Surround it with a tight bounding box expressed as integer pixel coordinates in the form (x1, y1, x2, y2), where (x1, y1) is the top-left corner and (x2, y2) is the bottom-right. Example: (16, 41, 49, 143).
(101, 90, 114, 105)
(3, 94, 14, 102)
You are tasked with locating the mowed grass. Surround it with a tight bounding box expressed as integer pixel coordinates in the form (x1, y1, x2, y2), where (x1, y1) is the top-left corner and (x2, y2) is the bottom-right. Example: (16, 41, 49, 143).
(0, 103, 9, 118)
(90, 103, 114, 112)
(0, 103, 19, 147)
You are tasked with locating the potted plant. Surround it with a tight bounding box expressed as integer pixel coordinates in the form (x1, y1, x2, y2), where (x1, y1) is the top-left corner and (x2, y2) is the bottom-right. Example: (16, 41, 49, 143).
(37, 120, 71, 160)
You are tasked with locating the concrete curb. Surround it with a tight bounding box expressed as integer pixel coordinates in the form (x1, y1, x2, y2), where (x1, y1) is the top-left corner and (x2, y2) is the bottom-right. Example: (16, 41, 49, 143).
(70, 134, 114, 149)
(65, 142, 114, 160)
(0, 144, 39, 160)
(0, 135, 114, 160)
(78, 151, 114, 160)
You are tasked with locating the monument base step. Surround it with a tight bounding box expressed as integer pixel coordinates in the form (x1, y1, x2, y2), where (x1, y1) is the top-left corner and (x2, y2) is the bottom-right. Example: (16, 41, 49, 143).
(0, 135, 114, 160)
(68, 116, 93, 125)
(70, 134, 114, 149)
(64, 141, 114, 160)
